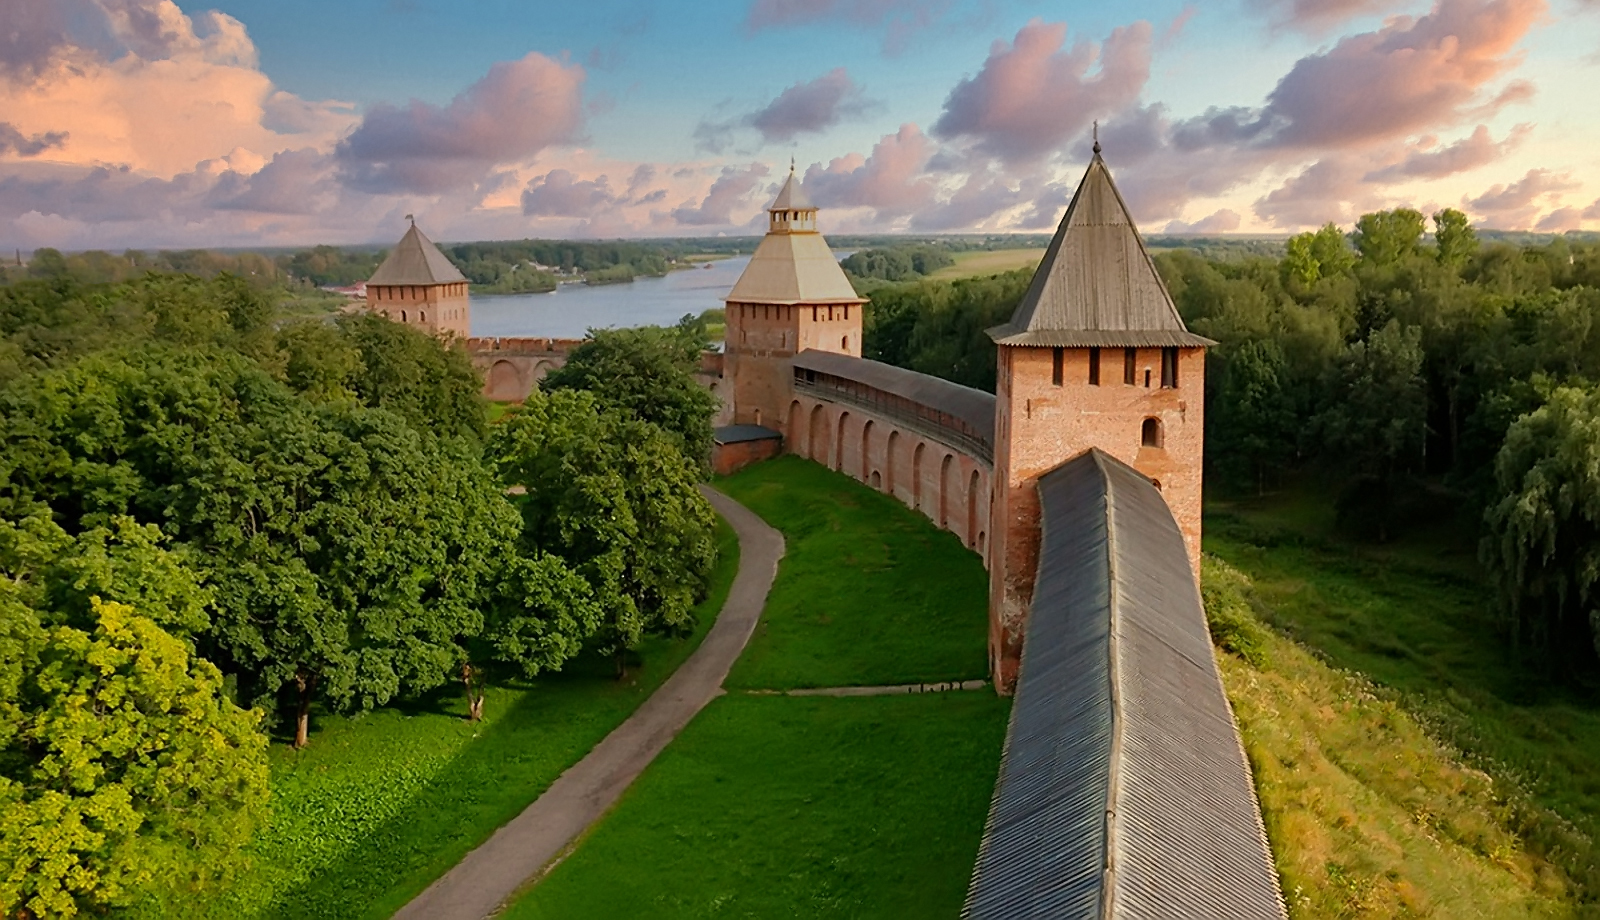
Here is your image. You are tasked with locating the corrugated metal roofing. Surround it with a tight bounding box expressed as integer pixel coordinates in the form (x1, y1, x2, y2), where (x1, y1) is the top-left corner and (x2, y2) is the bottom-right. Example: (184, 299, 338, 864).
(988, 155, 1201, 348)
(725, 229, 863, 305)
(965, 449, 1285, 920)
(791, 350, 995, 439)
(713, 424, 782, 445)
(368, 223, 468, 286)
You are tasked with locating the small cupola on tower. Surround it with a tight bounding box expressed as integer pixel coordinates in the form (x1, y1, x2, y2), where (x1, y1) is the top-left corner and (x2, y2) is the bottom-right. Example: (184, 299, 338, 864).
(767, 161, 818, 233)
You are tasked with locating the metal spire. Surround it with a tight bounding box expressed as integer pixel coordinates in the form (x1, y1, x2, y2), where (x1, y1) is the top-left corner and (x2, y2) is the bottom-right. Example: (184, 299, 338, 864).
(1092, 122, 1101, 156)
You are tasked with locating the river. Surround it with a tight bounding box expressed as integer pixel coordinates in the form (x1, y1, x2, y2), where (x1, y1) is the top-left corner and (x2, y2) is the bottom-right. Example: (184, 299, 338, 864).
(470, 255, 753, 339)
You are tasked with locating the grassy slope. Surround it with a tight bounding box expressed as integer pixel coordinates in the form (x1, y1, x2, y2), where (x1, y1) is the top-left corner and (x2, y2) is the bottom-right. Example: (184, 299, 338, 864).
(174, 519, 739, 920)
(507, 693, 1009, 920)
(715, 455, 989, 688)
(1209, 558, 1571, 919)
(1208, 487, 1600, 915)
(926, 248, 1045, 280)
(505, 458, 1007, 918)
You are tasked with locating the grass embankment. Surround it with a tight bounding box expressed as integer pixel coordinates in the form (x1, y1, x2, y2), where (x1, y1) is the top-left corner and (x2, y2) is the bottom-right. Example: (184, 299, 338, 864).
(716, 455, 989, 689)
(177, 520, 739, 920)
(1207, 489, 1599, 917)
(507, 458, 1007, 918)
(926, 248, 1045, 281)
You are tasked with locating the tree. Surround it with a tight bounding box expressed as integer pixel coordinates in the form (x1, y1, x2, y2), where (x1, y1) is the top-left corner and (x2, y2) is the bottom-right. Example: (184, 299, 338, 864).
(1433, 207, 1478, 270)
(336, 313, 487, 442)
(1353, 209, 1426, 266)
(1210, 340, 1297, 493)
(492, 390, 717, 676)
(1283, 232, 1322, 286)
(1482, 386, 1600, 673)
(0, 599, 268, 919)
(1308, 222, 1356, 277)
(541, 325, 719, 464)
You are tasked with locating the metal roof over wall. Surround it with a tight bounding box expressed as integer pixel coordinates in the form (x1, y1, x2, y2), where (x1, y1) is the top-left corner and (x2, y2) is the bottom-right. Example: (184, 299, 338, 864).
(965, 449, 1285, 920)
(792, 350, 996, 440)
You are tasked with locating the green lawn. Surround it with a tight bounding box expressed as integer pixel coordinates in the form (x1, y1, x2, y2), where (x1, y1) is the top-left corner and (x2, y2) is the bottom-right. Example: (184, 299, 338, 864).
(149, 519, 738, 920)
(1206, 485, 1600, 909)
(716, 456, 989, 689)
(506, 693, 1009, 920)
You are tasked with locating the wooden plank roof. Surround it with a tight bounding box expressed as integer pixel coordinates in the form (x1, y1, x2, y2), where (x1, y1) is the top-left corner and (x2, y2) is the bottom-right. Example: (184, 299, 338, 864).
(988, 155, 1211, 349)
(368, 222, 468, 286)
(965, 449, 1285, 920)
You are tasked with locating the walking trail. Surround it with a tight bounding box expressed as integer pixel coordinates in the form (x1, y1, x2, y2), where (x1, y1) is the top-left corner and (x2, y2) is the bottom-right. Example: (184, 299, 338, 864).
(394, 486, 784, 920)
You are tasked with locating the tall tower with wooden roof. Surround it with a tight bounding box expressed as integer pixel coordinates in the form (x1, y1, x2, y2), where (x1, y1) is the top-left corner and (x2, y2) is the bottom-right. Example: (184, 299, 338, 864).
(723, 165, 866, 431)
(366, 219, 471, 339)
(985, 145, 1213, 691)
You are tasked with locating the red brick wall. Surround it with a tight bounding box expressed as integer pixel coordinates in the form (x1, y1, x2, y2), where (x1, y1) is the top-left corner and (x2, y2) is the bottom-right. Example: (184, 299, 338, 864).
(366, 282, 471, 339)
(724, 301, 861, 429)
(713, 436, 783, 476)
(987, 344, 1206, 692)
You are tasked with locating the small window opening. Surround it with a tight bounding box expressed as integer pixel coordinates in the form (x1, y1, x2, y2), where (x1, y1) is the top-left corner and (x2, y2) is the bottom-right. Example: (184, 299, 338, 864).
(401, 309, 407, 322)
(1051, 347, 1064, 386)
(1144, 368, 1152, 387)
(754, 409, 762, 425)
(420, 311, 426, 323)
(1123, 348, 1137, 385)
(1161, 347, 1179, 388)
(1088, 347, 1101, 386)
(1142, 417, 1163, 448)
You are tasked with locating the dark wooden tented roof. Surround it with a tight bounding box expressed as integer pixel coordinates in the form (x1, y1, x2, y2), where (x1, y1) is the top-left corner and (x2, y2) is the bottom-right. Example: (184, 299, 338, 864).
(964, 449, 1284, 920)
(368, 222, 468, 286)
(987, 154, 1212, 349)
(792, 350, 995, 439)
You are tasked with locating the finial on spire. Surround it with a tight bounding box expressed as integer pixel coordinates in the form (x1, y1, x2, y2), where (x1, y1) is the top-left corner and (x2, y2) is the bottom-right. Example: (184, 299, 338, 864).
(1092, 122, 1101, 156)
(405, 213, 415, 224)
(790, 156, 795, 174)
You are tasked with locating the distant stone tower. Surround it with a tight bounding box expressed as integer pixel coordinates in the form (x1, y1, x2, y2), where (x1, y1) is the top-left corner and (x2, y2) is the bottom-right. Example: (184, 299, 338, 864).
(366, 219, 471, 338)
(723, 165, 866, 431)
(986, 147, 1213, 691)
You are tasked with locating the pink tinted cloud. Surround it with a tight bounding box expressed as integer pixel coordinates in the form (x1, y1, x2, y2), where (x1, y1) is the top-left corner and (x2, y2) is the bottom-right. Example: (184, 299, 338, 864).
(1363, 123, 1529, 181)
(1249, 0, 1394, 33)
(1585, 198, 1600, 220)
(933, 19, 1152, 164)
(521, 169, 618, 217)
(748, 69, 871, 143)
(1255, 155, 1385, 226)
(1164, 209, 1244, 233)
(1463, 167, 1578, 226)
(336, 52, 586, 195)
(0, 122, 67, 157)
(670, 163, 770, 226)
(803, 124, 938, 218)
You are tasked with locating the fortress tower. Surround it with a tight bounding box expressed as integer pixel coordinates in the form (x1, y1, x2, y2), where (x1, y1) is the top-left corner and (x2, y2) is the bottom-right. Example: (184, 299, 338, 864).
(723, 165, 866, 431)
(366, 219, 471, 339)
(985, 147, 1213, 690)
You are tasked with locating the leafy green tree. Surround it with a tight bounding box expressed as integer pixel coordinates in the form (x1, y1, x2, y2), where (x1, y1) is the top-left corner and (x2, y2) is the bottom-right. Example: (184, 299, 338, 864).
(336, 313, 487, 442)
(1482, 386, 1600, 671)
(1308, 222, 1356, 277)
(541, 325, 719, 464)
(1433, 207, 1478, 270)
(1353, 209, 1427, 266)
(1283, 231, 1322, 286)
(1210, 340, 1297, 493)
(276, 319, 365, 403)
(492, 390, 716, 675)
(0, 599, 268, 918)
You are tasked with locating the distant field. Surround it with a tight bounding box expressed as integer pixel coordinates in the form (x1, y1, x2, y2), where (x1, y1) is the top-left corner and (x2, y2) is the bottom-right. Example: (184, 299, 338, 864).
(926, 247, 1045, 280)
(1207, 486, 1600, 915)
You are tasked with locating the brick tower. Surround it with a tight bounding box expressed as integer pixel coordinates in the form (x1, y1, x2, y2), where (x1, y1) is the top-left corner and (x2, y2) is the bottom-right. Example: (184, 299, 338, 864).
(366, 218, 471, 339)
(985, 145, 1213, 692)
(723, 164, 866, 431)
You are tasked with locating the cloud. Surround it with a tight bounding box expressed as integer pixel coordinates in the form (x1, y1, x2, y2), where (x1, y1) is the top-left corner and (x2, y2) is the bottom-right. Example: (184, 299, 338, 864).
(908, 167, 1026, 231)
(0, 0, 83, 83)
(0, 122, 67, 157)
(1164, 208, 1244, 233)
(209, 148, 335, 214)
(670, 163, 770, 226)
(1535, 207, 1584, 231)
(336, 52, 586, 194)
(1255, 156, 1383, 226)
(521, 169, 618, 217)
(743, 0, 949, 52)
(1585, 198, 1600, 220)
(695, 68, 872, 153)
(1463, 167, 1578, 227)
(802, 124, 937, 218)
(1249, 0, 1394, 33)
(1362, 123, 1529, 181)
(932, 18, 1152, 164)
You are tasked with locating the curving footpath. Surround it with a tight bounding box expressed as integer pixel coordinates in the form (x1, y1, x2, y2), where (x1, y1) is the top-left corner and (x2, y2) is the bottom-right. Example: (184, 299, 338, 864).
(394, 486, 784, 920)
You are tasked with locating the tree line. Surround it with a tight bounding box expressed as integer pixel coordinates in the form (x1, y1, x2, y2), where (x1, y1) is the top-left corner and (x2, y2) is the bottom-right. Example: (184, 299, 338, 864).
(0, 269, 720, 916)
(861, 212, 1600, 675)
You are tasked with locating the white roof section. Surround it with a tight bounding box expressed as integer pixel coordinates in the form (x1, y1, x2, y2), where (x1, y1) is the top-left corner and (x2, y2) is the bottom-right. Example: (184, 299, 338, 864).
(726, 230, 863, 305)
(368, 222, 468, 286)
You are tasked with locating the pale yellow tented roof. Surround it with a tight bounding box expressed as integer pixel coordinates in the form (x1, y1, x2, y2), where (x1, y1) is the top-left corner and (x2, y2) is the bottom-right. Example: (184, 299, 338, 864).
(725, 230, 863, 305)
(368, 222, 468, 286)
(769, 170, 813, 211)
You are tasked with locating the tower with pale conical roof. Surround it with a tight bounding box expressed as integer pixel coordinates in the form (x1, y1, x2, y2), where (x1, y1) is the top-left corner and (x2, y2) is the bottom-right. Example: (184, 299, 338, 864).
(985, 146, 1213, 690)
(722, 165, 865, 431)
(366, 219, 471, 338)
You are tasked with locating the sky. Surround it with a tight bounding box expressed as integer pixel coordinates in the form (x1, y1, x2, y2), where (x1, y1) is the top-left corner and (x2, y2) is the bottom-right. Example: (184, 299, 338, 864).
(2, 0, 1598, 251)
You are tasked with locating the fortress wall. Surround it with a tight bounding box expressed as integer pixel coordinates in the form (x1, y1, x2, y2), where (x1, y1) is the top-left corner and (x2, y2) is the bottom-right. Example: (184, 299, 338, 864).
(785, 393, 992, 567)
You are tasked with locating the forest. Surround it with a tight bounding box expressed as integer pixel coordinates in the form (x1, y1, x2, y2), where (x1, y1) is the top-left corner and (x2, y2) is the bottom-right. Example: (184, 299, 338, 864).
(0, 268, 721, 917)
(863, 212, 1600, 674)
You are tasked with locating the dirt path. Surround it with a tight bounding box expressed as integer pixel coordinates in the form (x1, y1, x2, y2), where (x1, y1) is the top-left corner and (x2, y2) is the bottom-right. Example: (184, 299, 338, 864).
(393, 486, 784, 920)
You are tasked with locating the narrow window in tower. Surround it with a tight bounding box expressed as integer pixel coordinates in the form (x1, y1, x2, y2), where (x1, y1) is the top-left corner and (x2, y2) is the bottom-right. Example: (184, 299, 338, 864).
(1124, 348, 1137, 385)
(1161, 347, 1179, 388)
(1088, 347, 1101, 386)
(1051, 347, 1064, 386)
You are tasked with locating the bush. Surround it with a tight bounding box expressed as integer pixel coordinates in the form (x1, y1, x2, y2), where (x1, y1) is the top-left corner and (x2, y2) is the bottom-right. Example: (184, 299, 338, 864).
(1200, 556, 1270, 668)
